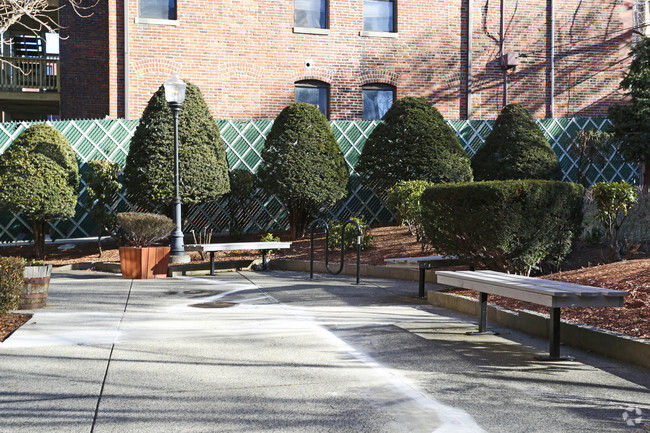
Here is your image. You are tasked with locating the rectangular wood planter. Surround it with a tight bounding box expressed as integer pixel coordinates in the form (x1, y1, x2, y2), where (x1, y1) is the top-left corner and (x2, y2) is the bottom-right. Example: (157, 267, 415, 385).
(119, 246, 170, 279)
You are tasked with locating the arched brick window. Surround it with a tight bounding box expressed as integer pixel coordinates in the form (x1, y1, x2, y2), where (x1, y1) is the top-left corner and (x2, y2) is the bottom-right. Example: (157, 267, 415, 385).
(295, 80, 330, 119)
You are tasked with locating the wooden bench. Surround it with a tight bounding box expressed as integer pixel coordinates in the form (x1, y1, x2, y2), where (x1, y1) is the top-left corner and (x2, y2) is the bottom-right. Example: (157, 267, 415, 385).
(435, 270, 627, 360)
(185, 242, 292, 275)
(384, 256, 469, 298)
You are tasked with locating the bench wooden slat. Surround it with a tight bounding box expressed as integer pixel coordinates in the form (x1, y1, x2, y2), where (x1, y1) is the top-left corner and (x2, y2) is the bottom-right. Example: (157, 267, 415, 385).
(185, 242, 292, 252)
(475, 270, 625, 298)
(436, 270, 626, 308)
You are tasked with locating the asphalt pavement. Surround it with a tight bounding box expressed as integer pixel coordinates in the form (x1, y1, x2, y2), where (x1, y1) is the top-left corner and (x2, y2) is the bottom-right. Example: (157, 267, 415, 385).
(0, 269, 648, 432)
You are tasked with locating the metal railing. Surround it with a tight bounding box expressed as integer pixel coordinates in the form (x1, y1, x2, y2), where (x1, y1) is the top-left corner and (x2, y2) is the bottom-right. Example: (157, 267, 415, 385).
(0, 56, 60, 92)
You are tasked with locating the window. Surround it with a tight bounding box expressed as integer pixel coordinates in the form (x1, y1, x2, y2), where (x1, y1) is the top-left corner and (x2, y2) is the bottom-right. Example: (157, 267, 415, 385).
(294, 0, 327, 29)
(634, 1, 650, 40)
(140, 0, 177, 20)
(296, 80, 329, 118)
(363, 84, 395, 120)
(364, 0, 395, 32)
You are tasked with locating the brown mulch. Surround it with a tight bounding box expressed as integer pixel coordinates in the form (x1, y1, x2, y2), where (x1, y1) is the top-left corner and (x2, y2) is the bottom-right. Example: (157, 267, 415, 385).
(1, 225, 648, 341)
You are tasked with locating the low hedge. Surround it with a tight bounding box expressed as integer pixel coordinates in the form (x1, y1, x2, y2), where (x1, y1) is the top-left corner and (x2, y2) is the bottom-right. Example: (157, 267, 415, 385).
(421, 180, 585, 274)
(0, 257, 25, 314)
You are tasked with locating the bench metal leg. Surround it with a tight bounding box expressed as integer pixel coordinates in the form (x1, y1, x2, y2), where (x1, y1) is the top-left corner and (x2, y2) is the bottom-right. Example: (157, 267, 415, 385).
(262, 250, 267, 271)
(210, 252, 215, 276)
(466, 292, 497, 335)
(536, 307, 575, 361)
(418, 268, 426, 298)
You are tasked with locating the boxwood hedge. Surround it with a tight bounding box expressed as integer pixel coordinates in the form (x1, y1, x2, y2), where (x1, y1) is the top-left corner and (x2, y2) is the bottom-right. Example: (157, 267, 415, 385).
(421, 180, 585, 274)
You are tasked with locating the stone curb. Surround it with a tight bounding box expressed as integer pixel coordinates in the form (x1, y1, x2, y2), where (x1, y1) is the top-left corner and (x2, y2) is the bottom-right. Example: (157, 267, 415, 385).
(271, 259, 650, 370)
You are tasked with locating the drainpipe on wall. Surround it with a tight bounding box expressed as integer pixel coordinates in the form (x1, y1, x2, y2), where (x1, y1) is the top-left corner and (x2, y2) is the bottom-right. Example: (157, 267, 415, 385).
(467, 0, 473, 119)
(500, 0, 507, 106)
(550, 0, 555, 118)
(124, 0, 130, 119)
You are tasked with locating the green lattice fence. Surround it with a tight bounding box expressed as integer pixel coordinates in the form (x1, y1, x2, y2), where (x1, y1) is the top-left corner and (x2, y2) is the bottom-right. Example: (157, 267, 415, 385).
(0, 117, 638, 242)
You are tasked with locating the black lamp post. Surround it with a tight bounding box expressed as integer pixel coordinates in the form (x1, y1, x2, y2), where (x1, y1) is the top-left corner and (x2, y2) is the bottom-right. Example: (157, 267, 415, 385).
(164, 73, 190, 264)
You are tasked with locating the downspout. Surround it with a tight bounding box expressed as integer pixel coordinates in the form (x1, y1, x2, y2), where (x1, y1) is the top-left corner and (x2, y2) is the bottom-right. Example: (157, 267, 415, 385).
(124, 0, 130, 119)
(550, 0, 555, 118)
(500, 0, 507, 106)
(467, 0, 473, 119)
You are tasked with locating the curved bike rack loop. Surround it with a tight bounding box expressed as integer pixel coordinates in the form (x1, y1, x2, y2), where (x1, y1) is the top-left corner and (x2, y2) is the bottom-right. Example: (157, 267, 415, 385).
(309, 218, 362, 285)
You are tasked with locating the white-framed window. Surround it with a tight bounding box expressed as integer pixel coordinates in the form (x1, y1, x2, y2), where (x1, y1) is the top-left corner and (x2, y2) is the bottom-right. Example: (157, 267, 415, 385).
(634, 1, 650, 39)
(363, 84, 395, 120)
(140, 0, 177, 20)
(364, 0, 396, 33)
(295, 80, 329, 118)
(294, 0, 328, 29)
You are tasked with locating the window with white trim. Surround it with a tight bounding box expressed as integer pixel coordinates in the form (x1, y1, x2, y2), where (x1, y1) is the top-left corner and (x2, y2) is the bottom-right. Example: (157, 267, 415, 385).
(140, 0, 177, 20)
(294, 0, 328, 29)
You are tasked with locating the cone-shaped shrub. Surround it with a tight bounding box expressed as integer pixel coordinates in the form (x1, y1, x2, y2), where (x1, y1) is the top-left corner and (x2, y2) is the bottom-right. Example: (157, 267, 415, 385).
(124, 81, 230, 212)
(471, 103, 561, 181)
(0, 124, 80, 258)
(356, 96, 473, 192)
(258, 103, 348, 238)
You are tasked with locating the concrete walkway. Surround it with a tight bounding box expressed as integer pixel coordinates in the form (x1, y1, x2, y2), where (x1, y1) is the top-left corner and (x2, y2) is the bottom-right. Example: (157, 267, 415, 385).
(0, 270, 648, 432)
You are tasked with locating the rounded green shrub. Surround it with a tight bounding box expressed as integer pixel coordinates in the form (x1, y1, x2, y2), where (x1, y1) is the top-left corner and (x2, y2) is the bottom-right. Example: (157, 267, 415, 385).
(124, 81, 230, 212)
(471, 104, 562, 181)
(421, 180, 584, 274)
(356, 97, 473, 192)
(0, 123, 80, 258)
(0, 256, 25, 314)
(258, 103, 348, 238)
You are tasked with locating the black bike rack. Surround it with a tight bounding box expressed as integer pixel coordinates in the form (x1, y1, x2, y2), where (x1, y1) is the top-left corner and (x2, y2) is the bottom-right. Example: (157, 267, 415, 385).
(309, 218, 362, 285)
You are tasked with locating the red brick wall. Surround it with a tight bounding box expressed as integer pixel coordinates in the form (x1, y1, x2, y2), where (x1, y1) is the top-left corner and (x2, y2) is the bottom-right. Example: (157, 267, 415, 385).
(59, 0, 635, 121)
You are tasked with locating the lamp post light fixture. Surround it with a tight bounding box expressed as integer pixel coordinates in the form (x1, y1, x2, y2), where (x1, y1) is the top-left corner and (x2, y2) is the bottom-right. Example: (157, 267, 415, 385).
(164, 73, 191, 264)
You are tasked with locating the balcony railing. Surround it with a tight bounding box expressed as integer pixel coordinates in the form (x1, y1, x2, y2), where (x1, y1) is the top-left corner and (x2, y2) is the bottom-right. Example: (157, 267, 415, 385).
(0, 56, 60, 92)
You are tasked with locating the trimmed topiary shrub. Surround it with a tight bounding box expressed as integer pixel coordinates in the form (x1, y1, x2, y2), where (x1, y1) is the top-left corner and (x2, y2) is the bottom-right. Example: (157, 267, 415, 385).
(258, 103, 348, 239)
(124, 81, 230, 213)
(421, 180, 584, 275)
(471, 104, 562, 181)
(117, 212, 176, 247)
(0, 123, 80, 258)
(356, 97, 473, 192)
(0, 257, 25, 314)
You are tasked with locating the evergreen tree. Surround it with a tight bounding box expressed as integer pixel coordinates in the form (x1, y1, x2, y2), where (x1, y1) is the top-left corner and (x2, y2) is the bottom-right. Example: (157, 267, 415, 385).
(0, 124, 80, 258)
(608, 36, 650, 186)
(258, 103, 348, 238)
(356, 96, 473, 192)
(471, 103, 561, 181)
(124, 81, 230, 212)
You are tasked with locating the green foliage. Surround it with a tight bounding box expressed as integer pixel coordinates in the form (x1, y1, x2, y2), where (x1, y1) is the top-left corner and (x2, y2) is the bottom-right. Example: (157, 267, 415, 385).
(259, 232, 281, 255)
(0, 123, 80, 258)
(327, 217, 373, 251)
(608, 37, 650, 173)
(84, 160, 123, 257)
(590, 181, 639, 261)
(385, 180, 433, 251)
(226, 169, 257, 238)
(357, 97, 472, 192)
(117, 212, 176, 247)
(471, 104, 562, 181)
(421, 180, 585, 275)
(124, 81, 230, 212)
(568, 130, 610, 187)
(0, 257, 25, 314)
(258, 103, 348, 238)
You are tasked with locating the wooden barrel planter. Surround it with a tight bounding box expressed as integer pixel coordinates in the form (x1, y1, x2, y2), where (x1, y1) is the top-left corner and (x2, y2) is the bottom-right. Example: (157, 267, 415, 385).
(19, 264, 53, 310)
(119, 246, 170, 279)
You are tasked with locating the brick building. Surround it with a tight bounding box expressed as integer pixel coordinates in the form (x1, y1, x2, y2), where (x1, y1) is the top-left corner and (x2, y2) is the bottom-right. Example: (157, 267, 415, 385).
(23, 1, 643, 121)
